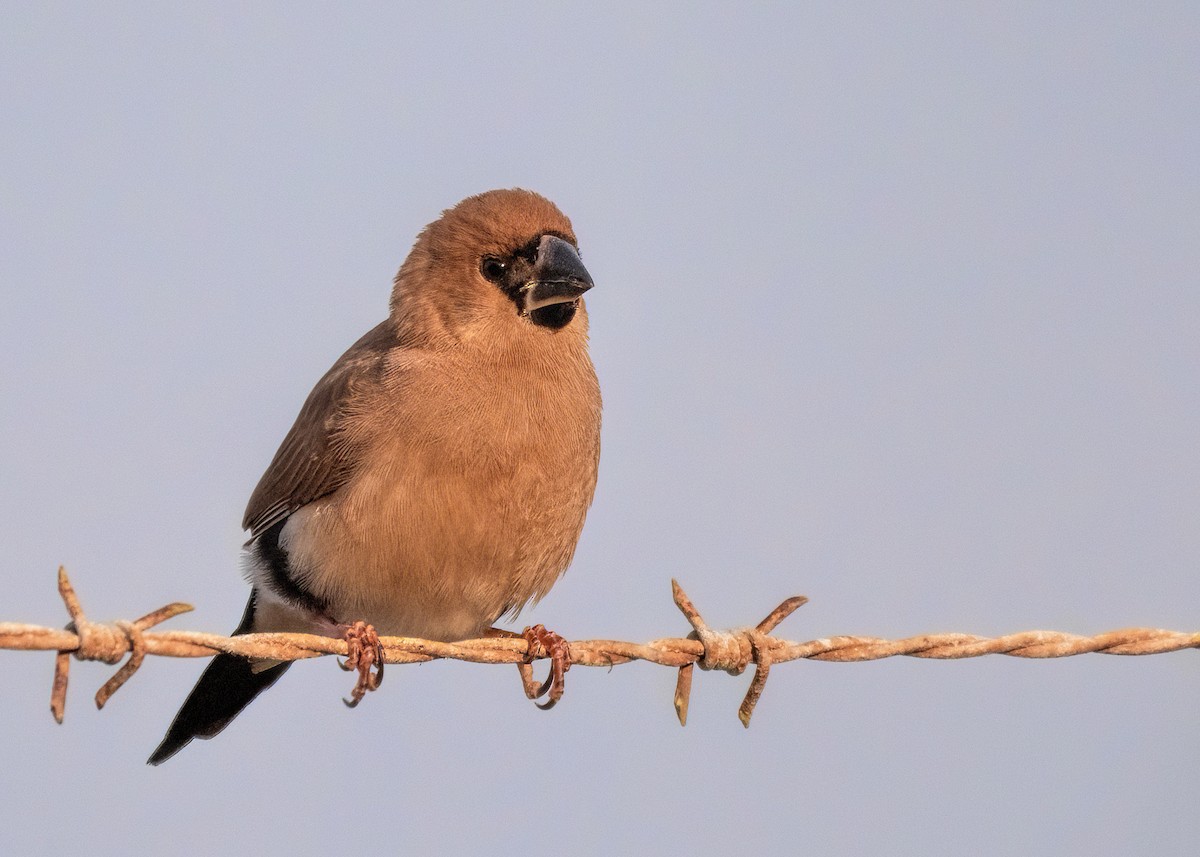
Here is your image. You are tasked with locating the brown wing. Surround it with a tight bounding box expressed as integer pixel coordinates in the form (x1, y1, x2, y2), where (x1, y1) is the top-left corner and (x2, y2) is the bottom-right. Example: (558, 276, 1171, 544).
(242, 320, 397, 537)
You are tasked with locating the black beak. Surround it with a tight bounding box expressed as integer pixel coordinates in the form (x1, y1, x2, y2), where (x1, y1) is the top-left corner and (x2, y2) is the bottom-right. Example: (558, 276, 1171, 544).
(521, 235, 594, 314)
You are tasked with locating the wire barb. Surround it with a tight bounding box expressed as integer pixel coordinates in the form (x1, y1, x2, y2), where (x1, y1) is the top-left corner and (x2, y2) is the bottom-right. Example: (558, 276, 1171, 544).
(1, 568, 1194, 729)
(670, 579, 807, 727)
(48, 567, 193, 723)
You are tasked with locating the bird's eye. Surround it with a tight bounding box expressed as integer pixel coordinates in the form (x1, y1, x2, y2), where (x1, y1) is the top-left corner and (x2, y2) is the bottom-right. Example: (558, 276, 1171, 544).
(480, 257, 507, 282)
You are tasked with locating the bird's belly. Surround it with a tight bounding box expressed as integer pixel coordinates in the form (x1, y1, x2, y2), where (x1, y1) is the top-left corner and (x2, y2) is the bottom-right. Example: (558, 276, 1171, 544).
(280, 454, 591, 641)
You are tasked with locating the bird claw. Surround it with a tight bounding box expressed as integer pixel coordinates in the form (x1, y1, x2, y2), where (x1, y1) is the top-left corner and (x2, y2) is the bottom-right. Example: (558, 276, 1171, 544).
(339, 620, 384, 708)
(520, 624, 571, 710)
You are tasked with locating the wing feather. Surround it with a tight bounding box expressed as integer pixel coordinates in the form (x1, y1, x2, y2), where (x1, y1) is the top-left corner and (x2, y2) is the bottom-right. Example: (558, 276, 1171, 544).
(242, 320, 397, 537)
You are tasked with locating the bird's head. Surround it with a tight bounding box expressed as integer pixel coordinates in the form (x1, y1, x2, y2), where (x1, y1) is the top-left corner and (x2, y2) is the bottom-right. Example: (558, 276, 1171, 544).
(390, 189, 593, 345)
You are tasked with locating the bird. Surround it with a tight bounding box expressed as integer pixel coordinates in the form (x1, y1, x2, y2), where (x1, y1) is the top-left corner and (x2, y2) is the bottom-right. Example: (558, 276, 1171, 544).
(147, 189, 601, 765)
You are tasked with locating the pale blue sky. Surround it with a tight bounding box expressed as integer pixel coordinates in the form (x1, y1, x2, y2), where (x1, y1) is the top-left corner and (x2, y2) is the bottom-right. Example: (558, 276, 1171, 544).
(2, 4, 1198, 855)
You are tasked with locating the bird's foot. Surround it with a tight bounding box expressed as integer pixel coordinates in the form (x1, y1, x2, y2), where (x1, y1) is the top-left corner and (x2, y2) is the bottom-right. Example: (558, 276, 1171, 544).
(520, 624, 571, 710)
(338, 620, 384, 708)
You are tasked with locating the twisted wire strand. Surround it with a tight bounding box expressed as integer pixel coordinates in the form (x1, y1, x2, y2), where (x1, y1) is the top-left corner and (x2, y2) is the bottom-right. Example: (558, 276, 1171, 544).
(3, 568, 1196, 727)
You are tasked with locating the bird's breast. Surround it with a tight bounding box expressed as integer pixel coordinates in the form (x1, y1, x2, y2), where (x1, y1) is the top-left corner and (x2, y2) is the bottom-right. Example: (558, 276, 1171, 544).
(283, 351, 600, 640)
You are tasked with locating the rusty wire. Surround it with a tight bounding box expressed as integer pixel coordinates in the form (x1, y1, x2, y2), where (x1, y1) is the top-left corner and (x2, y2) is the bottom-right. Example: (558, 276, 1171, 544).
(2, 568, 1196, 727)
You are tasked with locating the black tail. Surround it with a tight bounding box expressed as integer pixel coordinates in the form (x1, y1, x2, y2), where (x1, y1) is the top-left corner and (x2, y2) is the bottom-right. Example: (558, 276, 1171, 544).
(147, 597, 291, 765)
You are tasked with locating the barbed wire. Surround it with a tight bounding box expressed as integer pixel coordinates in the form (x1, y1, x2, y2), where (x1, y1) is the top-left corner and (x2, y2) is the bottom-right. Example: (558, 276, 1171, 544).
(2, 568, 1196, 727)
